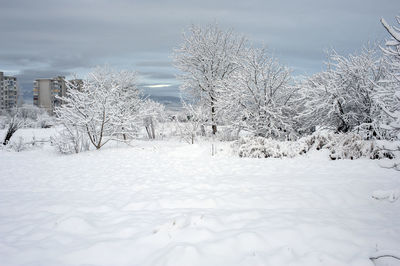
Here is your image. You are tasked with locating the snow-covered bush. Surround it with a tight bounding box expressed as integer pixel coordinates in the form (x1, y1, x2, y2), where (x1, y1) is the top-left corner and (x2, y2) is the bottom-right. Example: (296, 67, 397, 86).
(328, 133, 393, 160)
(142, 99, 166, 140)
(3, 136, 46, 152)
(6, 137, 30, 152)
(18, 105, 54, 128)
(6, 137, 25, 152)
(0, 114, 8, 129)
(235, 131, 394, 160)
(175, 101, 208, 144)
(216, 126, 240, 142)
(235, 136, 309, 158)
(51, 125, 90, 154)
(1, 105, 54, 129)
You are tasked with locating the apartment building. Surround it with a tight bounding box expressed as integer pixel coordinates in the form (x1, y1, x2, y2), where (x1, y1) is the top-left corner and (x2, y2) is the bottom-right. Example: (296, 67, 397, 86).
(0, 72, 18, 111)
(33, 76, 66, 114)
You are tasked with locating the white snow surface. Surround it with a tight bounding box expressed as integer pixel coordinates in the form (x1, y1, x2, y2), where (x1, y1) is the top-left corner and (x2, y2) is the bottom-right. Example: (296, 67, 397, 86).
(1, 129, 400, 266)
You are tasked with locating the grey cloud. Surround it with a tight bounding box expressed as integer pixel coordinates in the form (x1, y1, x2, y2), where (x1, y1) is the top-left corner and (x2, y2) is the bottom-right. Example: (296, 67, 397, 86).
(0, 0, 399, 100)
(136, 61, 172, 67)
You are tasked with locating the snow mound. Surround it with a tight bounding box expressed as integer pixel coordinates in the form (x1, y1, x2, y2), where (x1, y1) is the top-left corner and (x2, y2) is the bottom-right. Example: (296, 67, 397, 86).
(372, 189, 400, 202)
(54, 216, 97, 235)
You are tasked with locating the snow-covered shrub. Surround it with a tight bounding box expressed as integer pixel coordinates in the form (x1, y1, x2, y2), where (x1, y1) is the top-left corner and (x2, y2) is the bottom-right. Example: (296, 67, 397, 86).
(328, 133, 393, 160)
(175, 102, 208, 144)
(142, 99, 166, 140)
(303, 130, 335, 151)
(235, 136, 309, 158)
(216, 127, 240, 142)
(51, 125, 90, 154)
(235, 131, 334, 158)
(18, 105, 54, 128)
(376, 141, 400, 170)
(235, 131, 395, 160)
(4, 137, 46, 152)
(37, 112, 54, 128)
(0, 115, 8, 129)
(0, 105, 54, 130)
(6, 137, 29, 152)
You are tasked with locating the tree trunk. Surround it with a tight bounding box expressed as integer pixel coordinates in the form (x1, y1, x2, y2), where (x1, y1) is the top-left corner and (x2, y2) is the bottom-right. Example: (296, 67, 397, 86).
(200, 125, 206, 136)
(150, 119, 155, 139)
(212, 124, 217, 135)
(210, 94, 217, 135)
(122, 127, 127, 140)
(3, 124, 18, 145)
(211, 104, 217, 135)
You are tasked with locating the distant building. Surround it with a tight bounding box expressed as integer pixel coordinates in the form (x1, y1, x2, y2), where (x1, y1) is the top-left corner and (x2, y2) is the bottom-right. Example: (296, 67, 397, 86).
(0, 72, 18, 111)
(33, 76, 66, 114)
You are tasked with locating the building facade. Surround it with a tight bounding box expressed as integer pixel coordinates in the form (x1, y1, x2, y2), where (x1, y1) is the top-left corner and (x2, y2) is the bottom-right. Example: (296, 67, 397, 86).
(33, 76, 66, 114)
(0, 72, 18, 111)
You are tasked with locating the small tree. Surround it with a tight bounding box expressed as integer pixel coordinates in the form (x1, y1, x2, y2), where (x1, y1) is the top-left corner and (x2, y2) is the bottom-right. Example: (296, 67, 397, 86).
(224, 47, 293, 139)
(55, 66, 142, 150)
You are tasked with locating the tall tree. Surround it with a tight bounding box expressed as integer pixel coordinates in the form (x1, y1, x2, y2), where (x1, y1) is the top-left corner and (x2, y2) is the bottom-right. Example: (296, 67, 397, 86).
(173, 23, 247, 134)
(380, 17, 400, 136)
(298, 47, 389, 138)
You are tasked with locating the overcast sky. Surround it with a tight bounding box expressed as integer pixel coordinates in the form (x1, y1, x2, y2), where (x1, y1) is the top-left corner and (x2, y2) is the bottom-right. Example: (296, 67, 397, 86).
(0, 0, 399, 101)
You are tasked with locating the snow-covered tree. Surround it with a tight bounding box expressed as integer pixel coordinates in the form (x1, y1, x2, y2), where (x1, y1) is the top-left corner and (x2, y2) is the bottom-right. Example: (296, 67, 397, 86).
(55, 67, 142, 150)
(225, 47, 294, 139)
(380, 17, 400, 137)
(298, 47, 390, 138)
(173, 23, 247, 134)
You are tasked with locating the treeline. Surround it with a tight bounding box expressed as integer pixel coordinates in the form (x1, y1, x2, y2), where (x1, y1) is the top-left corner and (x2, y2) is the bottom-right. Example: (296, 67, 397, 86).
(4, 17, 398, 155)
(173, 17, 400, 142)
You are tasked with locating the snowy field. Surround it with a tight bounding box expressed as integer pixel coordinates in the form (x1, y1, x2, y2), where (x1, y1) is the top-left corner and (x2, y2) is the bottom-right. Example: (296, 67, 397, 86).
(0, 128, 400, 266)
